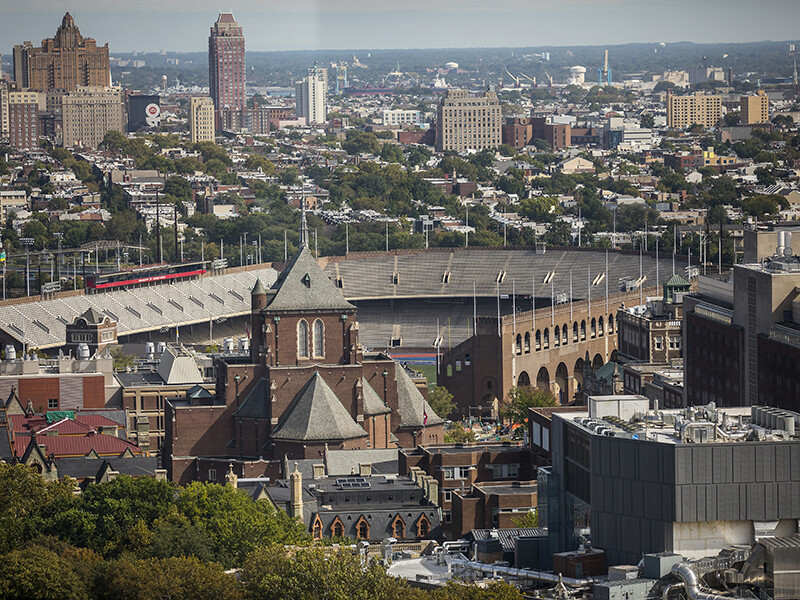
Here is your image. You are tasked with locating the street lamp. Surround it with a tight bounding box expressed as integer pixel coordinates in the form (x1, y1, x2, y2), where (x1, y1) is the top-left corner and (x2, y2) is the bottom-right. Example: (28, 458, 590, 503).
(20, 238, 34, 297)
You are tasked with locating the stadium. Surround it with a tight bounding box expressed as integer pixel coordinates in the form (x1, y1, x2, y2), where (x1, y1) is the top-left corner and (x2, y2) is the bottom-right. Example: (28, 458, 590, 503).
(0, 246, 682, 361)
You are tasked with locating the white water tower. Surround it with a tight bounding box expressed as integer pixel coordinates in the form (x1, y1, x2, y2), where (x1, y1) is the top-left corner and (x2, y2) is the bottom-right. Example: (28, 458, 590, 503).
(569, 65, 586, 85)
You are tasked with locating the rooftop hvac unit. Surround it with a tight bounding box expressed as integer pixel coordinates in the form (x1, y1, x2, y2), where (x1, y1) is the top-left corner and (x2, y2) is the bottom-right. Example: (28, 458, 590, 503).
(145, 341, 155, 359)
(157, 341, 167, 355)
(4, 345, 16, 361)
(77, 343, 91, 360)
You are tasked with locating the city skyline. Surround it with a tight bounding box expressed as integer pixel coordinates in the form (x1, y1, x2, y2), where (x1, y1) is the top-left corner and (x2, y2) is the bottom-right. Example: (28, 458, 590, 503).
(1, 0, 800, 54)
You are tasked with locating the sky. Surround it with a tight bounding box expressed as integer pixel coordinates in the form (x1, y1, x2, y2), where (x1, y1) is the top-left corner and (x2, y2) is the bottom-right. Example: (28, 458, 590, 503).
(1, 0, 800, 53)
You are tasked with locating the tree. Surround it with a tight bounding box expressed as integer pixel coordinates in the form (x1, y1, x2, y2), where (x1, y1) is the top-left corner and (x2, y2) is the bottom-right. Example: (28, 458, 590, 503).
(444, 425, 476, 443)
(0, 546, 90, 600)
(427, 386, 455, 419)
(511, 509, 539, 529)
(639, 113, 655, 129)
(500, 386, 556, 425)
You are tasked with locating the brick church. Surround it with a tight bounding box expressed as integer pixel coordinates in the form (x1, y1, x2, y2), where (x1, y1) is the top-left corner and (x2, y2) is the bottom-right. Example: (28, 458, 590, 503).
(165, 217, 444, 484)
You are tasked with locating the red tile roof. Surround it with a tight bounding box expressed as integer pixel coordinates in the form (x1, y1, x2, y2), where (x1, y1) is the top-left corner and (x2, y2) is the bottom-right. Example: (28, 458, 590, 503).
(23, 434, 142, 458)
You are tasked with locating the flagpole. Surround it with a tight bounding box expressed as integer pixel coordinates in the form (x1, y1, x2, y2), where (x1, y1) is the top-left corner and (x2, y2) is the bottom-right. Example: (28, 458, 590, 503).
(496, 282, 501, 338)
(569, 269, 573, 321)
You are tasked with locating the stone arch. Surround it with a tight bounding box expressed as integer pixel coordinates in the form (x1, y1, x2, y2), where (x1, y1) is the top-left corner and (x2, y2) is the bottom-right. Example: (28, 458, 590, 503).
(515, 333, 522, 355)
(543, 327, 550, 349)
(608, 313, 615, 333)
(416, 514, 431, 539)
(598, 316, 604, 336)
(590, 317, 597, 338)
(573, 322, 579, 342)
(331, 516, 345, 538)
(313, 319, 325, 357)
(391, 514, 406, 539)
(298, 319, 309, 358)
(593, 354, 604, 369)
(535, 329, 541, 351)
(524, 332, 531, 353)
(562, 323, 569, 344)
(574, 357, 585, 391)
(517, 370, 531, 387)
(312, 515, 324, 540)
(355, 515, 370, 540)
(580, 320, 586, 340)
(536, 366, 550, 391)
(554, 325, 560, 347)
(555, 362, 569, 404)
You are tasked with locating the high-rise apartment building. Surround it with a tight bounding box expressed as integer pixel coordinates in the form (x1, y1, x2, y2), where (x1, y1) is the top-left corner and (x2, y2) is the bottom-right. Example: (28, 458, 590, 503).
(741, 90, 769, 124)
(208, 13, 246, 118)
(61, 87, 124, 149)
(295, 65, 327, 125)
(190, 97, 215, 143)
(436, 89, 502, 152)
(8, 91, 42, 150)
(0, 82, 9, 138)
(666, 92, 722, 129)
(14, 13, 110, 93)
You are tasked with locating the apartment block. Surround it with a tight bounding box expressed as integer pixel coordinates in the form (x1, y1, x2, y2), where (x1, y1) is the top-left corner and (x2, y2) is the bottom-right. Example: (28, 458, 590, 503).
(741, 90, 769, 125)
(666, 92, 722, 129)
(295, 65, 327, 125)
(190, 97, 215, 143)
(436, 88, 502, 152)
(61, 86, 125, 148)
(8, 91, 41, 150)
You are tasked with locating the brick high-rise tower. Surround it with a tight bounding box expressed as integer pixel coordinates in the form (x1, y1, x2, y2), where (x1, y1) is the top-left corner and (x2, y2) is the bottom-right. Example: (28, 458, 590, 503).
(208, 13, 246, 122)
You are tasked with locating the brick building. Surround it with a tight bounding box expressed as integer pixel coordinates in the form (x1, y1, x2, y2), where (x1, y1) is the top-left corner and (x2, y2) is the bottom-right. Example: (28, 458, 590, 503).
(436, 89, 501, 152)
(399, 442, 533, 536)
(8, 91, 41, 150)
(208, 13, 246, 118)
(501, 117, 571, 151)
(13, 13, 110, 93)
(164, 216, 444, 485)
(451, 480, 538, 539)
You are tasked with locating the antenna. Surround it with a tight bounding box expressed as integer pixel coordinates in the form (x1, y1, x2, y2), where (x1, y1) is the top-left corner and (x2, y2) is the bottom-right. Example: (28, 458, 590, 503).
(299, 189, 309, 248)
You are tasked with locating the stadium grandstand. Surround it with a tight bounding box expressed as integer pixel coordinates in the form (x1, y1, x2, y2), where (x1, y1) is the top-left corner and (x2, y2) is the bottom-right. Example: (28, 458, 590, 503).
(0, 246, 682, 356)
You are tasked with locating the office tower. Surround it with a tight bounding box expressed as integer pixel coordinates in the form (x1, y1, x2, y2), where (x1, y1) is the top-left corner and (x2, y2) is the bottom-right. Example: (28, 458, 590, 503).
(666, 92, 722, 129)
(741, 90, 770, 124)
(295, 64, 327, 124)
(208, 13, 246, 118)
(15, 13, 110, 93)
(436, 88, 502, 152)
(8, 91, 41, 150)
(61, 87, 125, 148)
(190, 97, 215, 143)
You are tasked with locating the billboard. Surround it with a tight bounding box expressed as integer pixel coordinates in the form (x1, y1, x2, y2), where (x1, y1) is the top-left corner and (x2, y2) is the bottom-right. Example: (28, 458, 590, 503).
(128, 94, 161, 131)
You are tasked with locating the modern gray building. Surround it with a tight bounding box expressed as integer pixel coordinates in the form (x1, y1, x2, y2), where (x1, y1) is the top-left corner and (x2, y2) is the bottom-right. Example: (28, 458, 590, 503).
(543, 395, 800, 566)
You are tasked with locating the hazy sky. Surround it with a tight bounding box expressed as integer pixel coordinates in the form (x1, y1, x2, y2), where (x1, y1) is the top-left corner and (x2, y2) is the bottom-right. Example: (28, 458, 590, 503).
(2, 0, 800, 53)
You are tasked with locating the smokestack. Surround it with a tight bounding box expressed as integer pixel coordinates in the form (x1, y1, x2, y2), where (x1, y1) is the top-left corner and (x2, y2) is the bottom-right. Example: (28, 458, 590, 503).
(777, 231, 786, 256)
(785, 232, 793, 257)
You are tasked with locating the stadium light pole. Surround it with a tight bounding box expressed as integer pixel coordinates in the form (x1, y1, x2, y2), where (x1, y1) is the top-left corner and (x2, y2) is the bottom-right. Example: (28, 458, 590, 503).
(21, 238, 34, 297)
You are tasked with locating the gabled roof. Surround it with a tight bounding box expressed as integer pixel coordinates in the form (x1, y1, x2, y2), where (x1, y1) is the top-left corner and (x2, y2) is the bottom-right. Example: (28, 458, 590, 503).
(4, 388, 25, 415)
(80, 308, 106, 325)
(157, 346, 203, 385)
(664, 273, 690, 288)
(395, 367, 444, 428)
(271, 372, 367, 442)
(361, 378, 391, 416)
(234, 378, 269, 419)
(187, 384, 214, 400)
(265, 246, 355, 313)
(22, 433, 142, 458)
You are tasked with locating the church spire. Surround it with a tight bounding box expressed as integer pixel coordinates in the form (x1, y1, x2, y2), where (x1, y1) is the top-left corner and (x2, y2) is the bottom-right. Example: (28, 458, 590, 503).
(299, 190, 309, 249)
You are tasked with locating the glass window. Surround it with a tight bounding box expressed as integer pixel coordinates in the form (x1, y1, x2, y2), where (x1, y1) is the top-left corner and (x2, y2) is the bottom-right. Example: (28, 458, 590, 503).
(313, 320, 324, 357)
(298, 320, 309, 357)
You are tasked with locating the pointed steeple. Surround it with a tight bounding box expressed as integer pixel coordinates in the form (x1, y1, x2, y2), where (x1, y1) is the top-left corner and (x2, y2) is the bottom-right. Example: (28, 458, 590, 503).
(299, 193, 309, 249)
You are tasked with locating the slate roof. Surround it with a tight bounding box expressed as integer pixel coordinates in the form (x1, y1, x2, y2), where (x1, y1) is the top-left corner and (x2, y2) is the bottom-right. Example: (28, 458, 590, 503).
(271, 372, 367, 442)
(325, 448, 398, 476)
(395, 367, 444, 428)
(234, 378, 269, 419)
(361, 378, 391, 416)
(664, 273, 690, 288)
(263, 246, 355, 313)
(56, 456, 158, 480)
(80, 308, 106, 325)
(187, 384, 214, 400)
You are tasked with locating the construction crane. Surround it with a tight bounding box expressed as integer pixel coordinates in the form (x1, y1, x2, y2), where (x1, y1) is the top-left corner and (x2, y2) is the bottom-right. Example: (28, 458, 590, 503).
(504, 67, 521, 87)
(543, 71, 553, 88)
(597, 50, 612, 86)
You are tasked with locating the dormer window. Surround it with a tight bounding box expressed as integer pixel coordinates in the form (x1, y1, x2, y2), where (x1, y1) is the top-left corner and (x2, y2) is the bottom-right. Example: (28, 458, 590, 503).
(302, 273, 311, 288)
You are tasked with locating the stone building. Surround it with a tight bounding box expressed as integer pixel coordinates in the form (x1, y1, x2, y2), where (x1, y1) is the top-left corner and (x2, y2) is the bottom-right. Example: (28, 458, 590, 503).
(61, 86, 125, 148)
(436, 88, 501, 152)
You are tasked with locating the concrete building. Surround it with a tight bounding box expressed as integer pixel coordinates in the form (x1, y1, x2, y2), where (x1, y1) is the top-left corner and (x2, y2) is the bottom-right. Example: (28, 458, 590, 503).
(0, 81, 8, 138)
(666, 92, 722, 129)
(741, 90, 770, 125)
(8, 91, 41, 150)
(61, 86, 125, 148)
(189, 96, 215, 143)
(208, 13, 246, 118)
(14, 13, 110, 93)
(436, 89, 502, 152)
(684, 236, 800, 409)
(295, 64, 327, 125)
(382, 109, 421, 127)
(544, 397, 800, 566)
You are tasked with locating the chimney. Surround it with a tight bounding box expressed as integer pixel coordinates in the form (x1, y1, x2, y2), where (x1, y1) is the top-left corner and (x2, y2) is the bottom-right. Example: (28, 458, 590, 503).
(358, 462, 372, 477)
(136, 415, 150, 455)
(290, 463, 304, 521)
(154, 469, 167, 481)
(312, 463, 326, 479)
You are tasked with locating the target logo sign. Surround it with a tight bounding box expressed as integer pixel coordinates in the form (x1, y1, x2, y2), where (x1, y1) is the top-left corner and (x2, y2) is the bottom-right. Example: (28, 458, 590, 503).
(145, 103, 161, 127)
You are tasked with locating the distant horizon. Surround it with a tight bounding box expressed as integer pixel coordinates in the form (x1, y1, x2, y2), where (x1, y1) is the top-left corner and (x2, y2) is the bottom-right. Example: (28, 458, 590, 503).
(2, 1, 800, 55)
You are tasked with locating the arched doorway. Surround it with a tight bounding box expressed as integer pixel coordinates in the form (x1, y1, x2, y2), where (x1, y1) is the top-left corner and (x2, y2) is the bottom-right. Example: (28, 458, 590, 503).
(555, 362, 569, 404)
(517, 371, 531, 387)
(593, 354, 604, 369)
(536, 366, 550, 391)
(574, 357, 585, 392)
